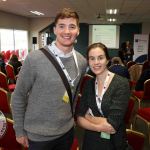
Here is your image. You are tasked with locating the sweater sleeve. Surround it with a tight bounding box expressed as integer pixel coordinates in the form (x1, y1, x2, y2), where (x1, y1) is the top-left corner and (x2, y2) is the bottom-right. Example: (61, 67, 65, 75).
(107, 77, 130, 131)
(11, 54, 36, 137)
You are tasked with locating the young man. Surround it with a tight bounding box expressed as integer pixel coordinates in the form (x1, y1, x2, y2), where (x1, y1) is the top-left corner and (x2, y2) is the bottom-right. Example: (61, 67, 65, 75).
(11, 8, 86, 150)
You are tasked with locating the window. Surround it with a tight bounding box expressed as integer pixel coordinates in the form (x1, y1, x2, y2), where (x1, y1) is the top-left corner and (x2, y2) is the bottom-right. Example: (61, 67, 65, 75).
(0, 29, 14, 51)
(14, 30, 28, 60)
(0, 29, 28, 61)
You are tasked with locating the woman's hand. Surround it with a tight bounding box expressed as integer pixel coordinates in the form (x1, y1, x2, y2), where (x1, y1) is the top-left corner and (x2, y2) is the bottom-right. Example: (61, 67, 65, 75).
(85, 114, 116, 134)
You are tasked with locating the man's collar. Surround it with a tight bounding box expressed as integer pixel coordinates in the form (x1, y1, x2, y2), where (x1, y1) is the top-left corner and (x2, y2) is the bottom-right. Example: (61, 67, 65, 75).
(48, 41, 74, 58)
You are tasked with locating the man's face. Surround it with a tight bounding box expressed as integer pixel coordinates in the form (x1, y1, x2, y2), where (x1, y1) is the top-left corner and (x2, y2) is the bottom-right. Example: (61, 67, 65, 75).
(54, 18, 79, 49)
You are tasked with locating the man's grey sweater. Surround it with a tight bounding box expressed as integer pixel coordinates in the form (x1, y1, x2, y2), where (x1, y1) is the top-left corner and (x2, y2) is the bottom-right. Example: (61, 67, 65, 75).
(11, 46, 86, 141)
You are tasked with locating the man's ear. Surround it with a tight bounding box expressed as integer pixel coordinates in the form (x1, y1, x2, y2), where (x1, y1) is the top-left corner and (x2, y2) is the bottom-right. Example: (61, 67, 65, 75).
(77, 28, 80, 36)
(53, 26, 56, 35)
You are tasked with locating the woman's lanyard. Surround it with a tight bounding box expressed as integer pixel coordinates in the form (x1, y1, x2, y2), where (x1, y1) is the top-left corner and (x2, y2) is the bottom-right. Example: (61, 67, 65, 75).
(53, 50, 79, 88)
(95, 71, 110, 116)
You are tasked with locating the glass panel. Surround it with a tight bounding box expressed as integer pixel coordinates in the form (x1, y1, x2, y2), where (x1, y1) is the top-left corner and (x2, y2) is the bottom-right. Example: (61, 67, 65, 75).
(14, 30, 28, 60)
(0, 29, 14, 51)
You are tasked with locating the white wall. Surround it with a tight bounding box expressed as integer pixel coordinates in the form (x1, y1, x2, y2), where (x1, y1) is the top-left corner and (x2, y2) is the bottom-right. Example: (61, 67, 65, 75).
(29, 18, 53, 51)
(0, 11, 53, 51)
(0, 11, 29, 30)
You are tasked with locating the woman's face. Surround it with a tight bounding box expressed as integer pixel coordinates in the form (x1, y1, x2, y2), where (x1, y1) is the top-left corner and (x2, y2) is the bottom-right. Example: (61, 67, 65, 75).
(88, 47, 109, 75)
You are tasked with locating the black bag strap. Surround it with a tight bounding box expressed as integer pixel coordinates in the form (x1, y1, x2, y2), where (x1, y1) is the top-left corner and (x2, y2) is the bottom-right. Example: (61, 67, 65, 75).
(40, 48, 73, 115)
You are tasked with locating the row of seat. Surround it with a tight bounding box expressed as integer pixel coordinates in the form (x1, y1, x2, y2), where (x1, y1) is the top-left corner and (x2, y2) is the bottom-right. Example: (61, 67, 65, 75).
(131, 79, 150, 144)
(1, 70, 149, 150)
(126, 60, 150, 145)
(1, 50, 19, 63)
(127, 60, 150, 73)
(127, 60, 149, 90)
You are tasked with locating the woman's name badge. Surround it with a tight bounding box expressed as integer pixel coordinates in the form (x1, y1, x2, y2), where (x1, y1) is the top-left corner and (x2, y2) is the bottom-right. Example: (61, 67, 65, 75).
(62, 91, 69, 103)
(100, 132, 110, 140)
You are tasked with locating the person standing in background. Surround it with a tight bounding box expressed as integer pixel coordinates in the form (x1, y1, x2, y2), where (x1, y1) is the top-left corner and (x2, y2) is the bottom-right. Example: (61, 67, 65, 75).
(121, 41, 134, 63)
(77, 43, 130, 150)
(11, 8, 86, 150)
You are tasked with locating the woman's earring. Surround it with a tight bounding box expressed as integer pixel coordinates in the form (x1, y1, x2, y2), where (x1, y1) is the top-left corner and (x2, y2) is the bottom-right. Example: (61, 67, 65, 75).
(74, 39, 77, 44)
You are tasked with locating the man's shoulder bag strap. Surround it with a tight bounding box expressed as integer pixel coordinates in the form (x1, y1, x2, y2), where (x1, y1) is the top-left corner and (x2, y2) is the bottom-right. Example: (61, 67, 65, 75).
(40, 48, 73, 115)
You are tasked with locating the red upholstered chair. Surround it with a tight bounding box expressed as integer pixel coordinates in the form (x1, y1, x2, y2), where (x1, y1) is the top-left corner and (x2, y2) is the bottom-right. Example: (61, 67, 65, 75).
(126, 61, 136, 69)
(1, 51, 5, 56)
(0, 118, 28, 150)
(142, 60, 150, 73)
(5, 64, 16, 83)
(74, 94, 81, 122)
(71, 137, 79, 150)
(79, 74, 94, 94)
(10, 50, 16, 55)
(126, 129, 145, 150)
(128, 64, 143, 90)
(0, 88, 11, 115)
(74, 74, 93, 121)
(135, 107, 150, 144)
(124, 98, 135, 128)
(132, 79, 150, 108)
(0, 72, 16, 92)
(4, 50, 11, 63)
(129, 80, 137, 90)
(15, 49, 19, 58)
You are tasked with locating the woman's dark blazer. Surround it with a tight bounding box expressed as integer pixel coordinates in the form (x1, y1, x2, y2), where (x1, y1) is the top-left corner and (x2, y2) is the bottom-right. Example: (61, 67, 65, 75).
(77, 74, 130, 150)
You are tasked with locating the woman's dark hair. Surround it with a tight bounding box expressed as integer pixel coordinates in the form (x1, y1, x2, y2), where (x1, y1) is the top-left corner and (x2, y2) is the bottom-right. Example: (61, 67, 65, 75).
(54, 8, 79, 27)
(87, 42, 110, 60)
(0, 52, 5, 60)
(10, 54, 18, 62)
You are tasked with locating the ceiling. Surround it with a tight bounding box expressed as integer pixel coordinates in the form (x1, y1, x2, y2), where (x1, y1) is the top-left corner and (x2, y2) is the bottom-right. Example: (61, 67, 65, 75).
(0, 0, 150, 24)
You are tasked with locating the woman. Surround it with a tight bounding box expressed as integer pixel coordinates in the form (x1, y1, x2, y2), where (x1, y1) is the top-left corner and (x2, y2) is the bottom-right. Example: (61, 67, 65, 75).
(8, 54, 22, 75)
(0, 52, 6, 74)
(77, 43, 130, 150)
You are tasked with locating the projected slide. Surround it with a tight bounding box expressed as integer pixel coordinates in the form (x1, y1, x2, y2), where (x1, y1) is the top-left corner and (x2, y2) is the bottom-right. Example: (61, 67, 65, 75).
(89, 25, 120, 49)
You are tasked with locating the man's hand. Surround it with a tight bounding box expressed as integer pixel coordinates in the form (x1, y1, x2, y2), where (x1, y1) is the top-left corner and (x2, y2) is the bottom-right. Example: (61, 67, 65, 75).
(16, 136, 29, 148)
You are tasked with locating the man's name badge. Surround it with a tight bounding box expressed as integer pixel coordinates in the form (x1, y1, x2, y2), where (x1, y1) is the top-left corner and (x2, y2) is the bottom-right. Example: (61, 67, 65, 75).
(63, 91, 69, 103)
(100, 132, 110, 140)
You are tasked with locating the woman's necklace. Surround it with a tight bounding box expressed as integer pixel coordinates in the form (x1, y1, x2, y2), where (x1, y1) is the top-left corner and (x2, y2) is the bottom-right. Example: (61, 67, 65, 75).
(95, 70, 111, 115)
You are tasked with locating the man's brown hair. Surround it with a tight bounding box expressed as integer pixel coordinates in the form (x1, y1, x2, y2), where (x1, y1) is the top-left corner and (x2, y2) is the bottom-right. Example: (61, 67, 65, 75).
(54, 8, 79, 27)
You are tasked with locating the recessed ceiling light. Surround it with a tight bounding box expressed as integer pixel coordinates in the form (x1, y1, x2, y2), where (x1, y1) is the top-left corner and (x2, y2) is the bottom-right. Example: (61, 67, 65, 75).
(2, 0, 7, 2)
(30, 11, 44, 16)
(106, 9, 118, 14)
(107, 18, 117, 22)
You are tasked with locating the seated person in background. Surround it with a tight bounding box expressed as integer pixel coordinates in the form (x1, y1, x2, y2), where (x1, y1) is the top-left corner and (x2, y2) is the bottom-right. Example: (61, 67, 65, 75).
(135, 68, 150, 91)
(0, 52, 6, 74)
(8, 54, 22, 75)
(109, 57, 130, 79)
(118, 49, 124, 63)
